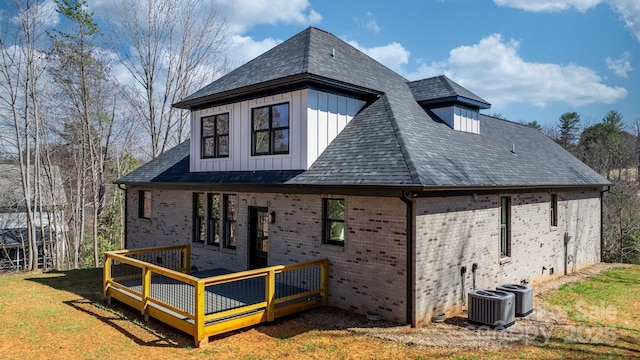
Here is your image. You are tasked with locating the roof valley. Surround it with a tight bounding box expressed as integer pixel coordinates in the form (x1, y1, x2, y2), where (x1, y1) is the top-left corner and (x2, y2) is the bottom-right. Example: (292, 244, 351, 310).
(381, 90, 422, 185)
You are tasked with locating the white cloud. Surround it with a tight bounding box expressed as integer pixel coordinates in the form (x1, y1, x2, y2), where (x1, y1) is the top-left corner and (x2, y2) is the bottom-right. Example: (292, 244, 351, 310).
(423, 34, 626, 108)
(493, 0, 602, 12)
(213, 0, 322, 34)
(226, 35, 281, 67)
(356, 12, 381, 33)
(609, 0, 640, 42)
(346, 40, 410, 75)
(606, 51, 633, 77)
(494, 0, 640, 42)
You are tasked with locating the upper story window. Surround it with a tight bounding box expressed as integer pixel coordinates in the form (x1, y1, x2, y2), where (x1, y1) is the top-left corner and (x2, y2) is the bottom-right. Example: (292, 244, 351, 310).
(201, 113, 229, 158)
(138, 190, 152, 219)
(252, 103, 289, 155)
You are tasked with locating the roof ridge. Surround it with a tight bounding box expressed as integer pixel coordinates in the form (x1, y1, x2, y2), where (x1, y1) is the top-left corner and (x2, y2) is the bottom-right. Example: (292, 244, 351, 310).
(381, 92, 422, 184)
(302, 27, 312, 73)
(439, 75, 455, 95)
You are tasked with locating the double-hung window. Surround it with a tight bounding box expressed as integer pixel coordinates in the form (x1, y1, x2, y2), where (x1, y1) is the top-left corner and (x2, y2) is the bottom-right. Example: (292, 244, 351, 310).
(223, 194, 237, 249)
(193, 193, 206, 244)
(323, 199, 345, 246)
(207, 193, 221, 246)
(252, 103, 289, 155)
(550, 193, 558, 227)
(194, 193, 233, 248)
(500, 197, 511, 258)
(139, 190, 152, 219)
(201, 113, 229, 158)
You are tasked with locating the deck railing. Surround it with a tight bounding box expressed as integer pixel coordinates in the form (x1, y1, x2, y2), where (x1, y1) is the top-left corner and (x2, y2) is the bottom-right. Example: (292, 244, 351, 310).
(103, 245, 328, 347)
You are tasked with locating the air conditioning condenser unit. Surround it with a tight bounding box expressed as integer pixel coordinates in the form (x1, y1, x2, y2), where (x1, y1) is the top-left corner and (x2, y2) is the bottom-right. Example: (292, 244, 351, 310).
(468, 289, 515, 329)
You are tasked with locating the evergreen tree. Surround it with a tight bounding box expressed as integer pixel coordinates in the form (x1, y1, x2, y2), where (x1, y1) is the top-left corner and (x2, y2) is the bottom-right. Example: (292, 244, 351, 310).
(558, 112, 581, 150)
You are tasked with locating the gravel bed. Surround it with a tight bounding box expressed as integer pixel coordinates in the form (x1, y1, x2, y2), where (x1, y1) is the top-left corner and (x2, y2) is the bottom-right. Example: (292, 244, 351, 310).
(295, 263, 626, 351)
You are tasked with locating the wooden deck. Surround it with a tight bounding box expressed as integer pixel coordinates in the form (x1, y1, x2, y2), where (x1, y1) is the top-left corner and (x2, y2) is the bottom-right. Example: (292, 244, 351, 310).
(103, 245, 328, 347)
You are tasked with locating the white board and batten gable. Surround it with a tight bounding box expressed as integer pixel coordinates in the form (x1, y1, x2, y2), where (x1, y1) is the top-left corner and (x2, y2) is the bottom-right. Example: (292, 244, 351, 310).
(190, 89, 366, 172)
(431, 105, 480, 135)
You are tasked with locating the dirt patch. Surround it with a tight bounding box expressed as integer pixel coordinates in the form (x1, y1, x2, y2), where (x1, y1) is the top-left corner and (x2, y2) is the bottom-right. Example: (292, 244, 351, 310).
(291, 263, 628, 351)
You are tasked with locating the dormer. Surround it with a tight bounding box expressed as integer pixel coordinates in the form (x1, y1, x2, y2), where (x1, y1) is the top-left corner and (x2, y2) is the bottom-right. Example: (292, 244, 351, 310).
(409, 76, 490, 135)
(184, 88, 366, 173)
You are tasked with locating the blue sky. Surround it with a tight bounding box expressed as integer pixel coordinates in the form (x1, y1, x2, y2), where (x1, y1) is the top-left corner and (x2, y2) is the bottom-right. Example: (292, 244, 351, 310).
(4, 0, 639, 130)
(212, 0, 640, 129)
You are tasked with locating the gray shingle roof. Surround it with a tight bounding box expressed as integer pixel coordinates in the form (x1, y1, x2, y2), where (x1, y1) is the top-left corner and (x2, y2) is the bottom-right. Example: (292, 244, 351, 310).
(409, 76, 490, 109)
(0, 164, 67, 207)
(121, 27, 608, 189)
(116, 141, 303, 185)
(287, 97, 415, 185)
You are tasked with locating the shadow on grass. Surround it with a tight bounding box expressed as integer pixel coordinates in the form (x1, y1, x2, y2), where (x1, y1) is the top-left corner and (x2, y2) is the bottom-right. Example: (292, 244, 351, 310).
(248, 306, 401, 341)
(26, 268, 394, 347)
(538, 332, 640, 359)
(25, 268, 193, 348)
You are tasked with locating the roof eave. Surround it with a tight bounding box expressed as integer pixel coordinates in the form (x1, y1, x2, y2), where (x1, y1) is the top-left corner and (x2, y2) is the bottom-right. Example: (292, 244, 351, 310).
(173, 74, 383, 110)
(418, 96, 491, 110)
(113, 181, 608, 197)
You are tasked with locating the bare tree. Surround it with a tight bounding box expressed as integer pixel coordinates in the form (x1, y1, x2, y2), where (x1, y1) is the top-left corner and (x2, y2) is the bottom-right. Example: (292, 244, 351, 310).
(0, 0, 51, 271)
(48, 0, 107, 267)
(603, 182, 640, 263)
(107, 0, 228, 158)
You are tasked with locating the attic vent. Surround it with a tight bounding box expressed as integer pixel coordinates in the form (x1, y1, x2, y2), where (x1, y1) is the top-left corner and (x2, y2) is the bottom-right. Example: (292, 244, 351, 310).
(431, 105, 480, 134)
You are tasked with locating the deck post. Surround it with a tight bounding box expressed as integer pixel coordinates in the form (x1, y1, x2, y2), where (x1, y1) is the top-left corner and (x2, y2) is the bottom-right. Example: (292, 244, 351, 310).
(320, 259, 329, 306)
(195, 280, 206, 347)
(181, 245, 191, 273)
(103, 253, 112, 297)
(142, 265, 151, 320)
(266, 269, 276, 322)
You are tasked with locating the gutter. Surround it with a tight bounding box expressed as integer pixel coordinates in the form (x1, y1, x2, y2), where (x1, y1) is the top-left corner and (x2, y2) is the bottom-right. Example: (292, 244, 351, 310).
(117, 184, 128, 249)
(600, 185, 611, 262)
(400, 191, 415, 327)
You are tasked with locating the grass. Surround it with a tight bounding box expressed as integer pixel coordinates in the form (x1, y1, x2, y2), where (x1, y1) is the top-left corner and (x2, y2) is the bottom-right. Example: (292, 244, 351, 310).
(0, 266, 638, 359)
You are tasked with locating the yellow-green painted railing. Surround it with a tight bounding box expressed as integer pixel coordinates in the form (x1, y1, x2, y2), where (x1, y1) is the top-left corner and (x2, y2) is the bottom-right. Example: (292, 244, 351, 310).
(103, 245, 328, 347)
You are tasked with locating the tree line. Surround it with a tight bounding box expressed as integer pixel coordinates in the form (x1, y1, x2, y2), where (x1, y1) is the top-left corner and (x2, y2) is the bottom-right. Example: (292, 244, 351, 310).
(2, 1, 637, 272)
(545, 110, 640, 264)
(0, 0, 227, 271)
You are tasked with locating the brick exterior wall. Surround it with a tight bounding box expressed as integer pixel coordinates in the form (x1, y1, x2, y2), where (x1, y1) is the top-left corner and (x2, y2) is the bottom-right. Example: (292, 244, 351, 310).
(413, 189, 601, 326)
(126, 188, 408, 323)
(126, 187, 600, 326)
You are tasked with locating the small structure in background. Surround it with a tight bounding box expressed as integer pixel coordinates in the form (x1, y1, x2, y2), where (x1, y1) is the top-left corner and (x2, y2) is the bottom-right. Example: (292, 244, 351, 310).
(0, 164, 67, 272)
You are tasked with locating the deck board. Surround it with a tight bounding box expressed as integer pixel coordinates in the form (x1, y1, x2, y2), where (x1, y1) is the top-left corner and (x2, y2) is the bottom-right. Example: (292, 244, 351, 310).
(116, 267, 318, 317)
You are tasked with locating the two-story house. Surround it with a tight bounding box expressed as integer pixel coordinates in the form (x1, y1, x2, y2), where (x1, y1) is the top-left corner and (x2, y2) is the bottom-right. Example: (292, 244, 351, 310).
(116, 27, 609, 326)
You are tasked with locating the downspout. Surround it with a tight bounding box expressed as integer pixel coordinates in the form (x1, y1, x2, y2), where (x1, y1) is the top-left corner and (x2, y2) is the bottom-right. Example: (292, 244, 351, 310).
(400, 191, 415, 327)
(117, 184, 128, 249)
(600, 186, 610, 262)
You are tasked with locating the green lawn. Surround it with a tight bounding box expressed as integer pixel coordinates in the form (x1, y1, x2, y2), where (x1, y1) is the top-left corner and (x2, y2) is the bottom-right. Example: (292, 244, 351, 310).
(0, 265, 638, 359)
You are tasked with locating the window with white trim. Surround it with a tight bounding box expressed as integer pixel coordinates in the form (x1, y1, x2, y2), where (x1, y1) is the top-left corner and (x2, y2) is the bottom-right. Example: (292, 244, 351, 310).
(500, 197, 511, 258)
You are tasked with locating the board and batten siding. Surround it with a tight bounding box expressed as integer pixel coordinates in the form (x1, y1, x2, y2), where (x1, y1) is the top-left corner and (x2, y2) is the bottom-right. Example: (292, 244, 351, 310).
(431, 105, 480, 134)
(306, 89, 366, 167)
(190, 89, 366, 172)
